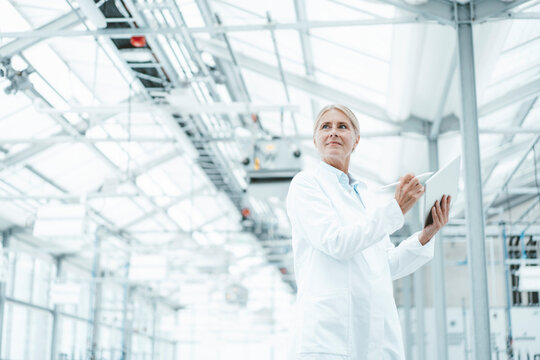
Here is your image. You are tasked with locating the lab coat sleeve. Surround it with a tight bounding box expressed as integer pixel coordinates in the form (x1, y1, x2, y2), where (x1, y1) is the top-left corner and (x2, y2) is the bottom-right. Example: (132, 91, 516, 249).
(287, 172, 404, 261)
(386, 231, 435, 280)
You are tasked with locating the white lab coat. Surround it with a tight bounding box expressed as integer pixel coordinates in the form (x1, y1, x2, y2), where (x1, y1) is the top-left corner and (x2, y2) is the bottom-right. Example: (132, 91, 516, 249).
(286, 162, 434, 360)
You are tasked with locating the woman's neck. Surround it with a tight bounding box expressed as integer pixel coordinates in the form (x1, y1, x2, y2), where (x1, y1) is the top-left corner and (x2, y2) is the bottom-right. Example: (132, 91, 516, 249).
(323, 157, 350, 174)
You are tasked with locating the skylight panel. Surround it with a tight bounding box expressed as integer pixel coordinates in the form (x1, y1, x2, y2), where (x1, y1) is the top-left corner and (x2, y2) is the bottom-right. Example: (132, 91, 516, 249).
(28, 73, 69, 109)
(213, 0, 296, 24)
(0, 1, 30, 44)
(47, 38, 130, 104)
(227, 32, 279, 68)
(310, 29, 390, 95)
(93, 197, 146, 227)
(143, 167, 185, 196)
(211, 0, 265, 24)
(168, 199, 206, 231)
(229, 30, 305, 76)
(176, 0, 206, 27)
(483, 73, 540, 112)
(158, 156, 210, 192)
(315, 71, 387, 108)
(9, 0, 71, 28)
(307, 0, 395, 21)
(24, 43, 95, 105)
(26, 143, 115, 193)
(1, 167, 63, 196)
(479, 134, 505, 156)
(479, 103, 521, 131)
(522, 103, 540, 128)
(0, 104, 60, 141)
(242, 69, 286, 103)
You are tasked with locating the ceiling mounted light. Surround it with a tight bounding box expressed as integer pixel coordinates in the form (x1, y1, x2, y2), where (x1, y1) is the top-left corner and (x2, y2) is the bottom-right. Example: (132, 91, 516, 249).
(130, 36, 147, 48)
(77, 0, 107, 29)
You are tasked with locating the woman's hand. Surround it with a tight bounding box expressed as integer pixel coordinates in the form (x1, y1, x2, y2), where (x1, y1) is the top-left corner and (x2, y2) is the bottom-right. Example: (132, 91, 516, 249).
(394, 173, 424, 215)
(419, 195, 451, 245)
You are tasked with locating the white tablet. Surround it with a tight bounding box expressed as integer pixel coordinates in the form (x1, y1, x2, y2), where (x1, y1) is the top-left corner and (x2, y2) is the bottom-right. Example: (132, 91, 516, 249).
(421, 156, 461, 227)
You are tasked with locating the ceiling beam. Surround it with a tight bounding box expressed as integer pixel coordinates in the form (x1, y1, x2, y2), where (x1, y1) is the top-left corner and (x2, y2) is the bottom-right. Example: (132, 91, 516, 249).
(478, 77, 540, 118)
(474, 0, 536, 23)
(196, 37, 411, 127)
(0, 9, 81, 58)
(376, 0, 453, 25)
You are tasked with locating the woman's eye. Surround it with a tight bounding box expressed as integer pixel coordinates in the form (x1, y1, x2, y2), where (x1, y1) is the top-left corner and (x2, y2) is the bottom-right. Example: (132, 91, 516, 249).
(322, 124, 329, 129)
(339, 125, 347, 129)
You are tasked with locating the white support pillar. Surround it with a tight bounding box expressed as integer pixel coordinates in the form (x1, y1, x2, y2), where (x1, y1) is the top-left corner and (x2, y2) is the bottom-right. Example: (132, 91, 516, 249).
(403, 273, 413, 360)
(88, 228, 104, 360)
(0, 231, 9, 357)
(456, 4, 492, 358)
(413, 204, 425, 360)
(151, 301, 157, 360)
(413, 270, 425, 360)
(121, 261, 133, 360)
(429, 139, 449, 360)
(50, 256, 63, 360)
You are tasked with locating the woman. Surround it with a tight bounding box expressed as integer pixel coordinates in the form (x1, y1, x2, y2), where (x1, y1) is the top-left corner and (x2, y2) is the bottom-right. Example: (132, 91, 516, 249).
(286, 104, 450, 360)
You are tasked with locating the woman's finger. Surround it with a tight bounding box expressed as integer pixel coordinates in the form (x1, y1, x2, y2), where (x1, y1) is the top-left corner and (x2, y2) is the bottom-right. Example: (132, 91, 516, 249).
(435, 201, 442, 228)
(432, 206, 440, 227)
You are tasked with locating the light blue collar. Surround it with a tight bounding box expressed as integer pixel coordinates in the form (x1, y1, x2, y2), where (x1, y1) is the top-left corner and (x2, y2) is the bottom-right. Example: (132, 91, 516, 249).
(319, 161, 367, 191)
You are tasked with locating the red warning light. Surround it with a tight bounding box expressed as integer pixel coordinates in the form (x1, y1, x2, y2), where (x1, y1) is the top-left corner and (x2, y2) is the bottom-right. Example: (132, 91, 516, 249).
(251, 113, 258, 123)
(130, 36, 146, 48)
(241, 208, 250, 218)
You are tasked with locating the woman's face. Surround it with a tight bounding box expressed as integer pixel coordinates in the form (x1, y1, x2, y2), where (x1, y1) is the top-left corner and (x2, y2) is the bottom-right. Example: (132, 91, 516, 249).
(313, 109, 359, 162)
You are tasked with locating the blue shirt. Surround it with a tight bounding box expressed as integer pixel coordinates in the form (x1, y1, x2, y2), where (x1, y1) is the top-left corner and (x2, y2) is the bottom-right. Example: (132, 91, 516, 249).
(320, 161, 366, 208)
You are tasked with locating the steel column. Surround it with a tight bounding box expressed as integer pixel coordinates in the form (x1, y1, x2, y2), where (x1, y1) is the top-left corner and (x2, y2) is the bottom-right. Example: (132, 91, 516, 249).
(413, 204, 425, 360)
(89, 227, 104, 360)
(403, 274, 413, 360)
(151, 301, 157, 360)
(413, 270, 425, 360)
(428, 139, 448, 360)
(456, 4, 492, 358)
(121, 261, 133, 360)
(50, 256, 63, 360)
(0, 231, 10, 357)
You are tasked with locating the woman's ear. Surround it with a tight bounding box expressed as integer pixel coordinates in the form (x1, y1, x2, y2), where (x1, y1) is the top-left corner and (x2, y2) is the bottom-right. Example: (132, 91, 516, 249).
(353, 135, 360, 151)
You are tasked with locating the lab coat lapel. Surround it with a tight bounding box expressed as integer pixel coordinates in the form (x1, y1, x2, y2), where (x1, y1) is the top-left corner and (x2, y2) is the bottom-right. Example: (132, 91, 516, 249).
(315, 165, 365, 215)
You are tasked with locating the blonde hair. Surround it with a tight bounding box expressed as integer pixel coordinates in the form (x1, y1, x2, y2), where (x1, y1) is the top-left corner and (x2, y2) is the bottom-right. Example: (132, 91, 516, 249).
(313, 104, 360, 138)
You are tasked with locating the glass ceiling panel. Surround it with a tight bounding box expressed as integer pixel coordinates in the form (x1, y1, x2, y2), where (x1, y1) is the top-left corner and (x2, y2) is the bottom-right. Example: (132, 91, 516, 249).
(168, 199, 206, 231)
(24, 41, 95, 105)
(479, 134, 505, 158)
(227, 31, 278, 69)
(0, 93, 62, 156)
(310, 29, 390, 96)
(242, 68, 287, 104)
(176, 0, 206, 27)
(523, 103, 540, 127)
(127, 214, 176, 237)
(46, 37, 130, 104)
(0, 0, 31, 49)
(307, 0, 395, 20)
(478, 103, 521, 128)
(26, 143, 116, 193)
(211, 0, 296, 24)
(1, 167, 64, 196)
(7, 0, 71, 28)
(92, 197, 147, 228)
(228, 30, 305, 76)
(157, 156, 210, 192)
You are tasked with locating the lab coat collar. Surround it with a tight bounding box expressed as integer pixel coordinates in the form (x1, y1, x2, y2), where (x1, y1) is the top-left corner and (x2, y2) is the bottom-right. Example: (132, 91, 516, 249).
(318, 161, 367, 192)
